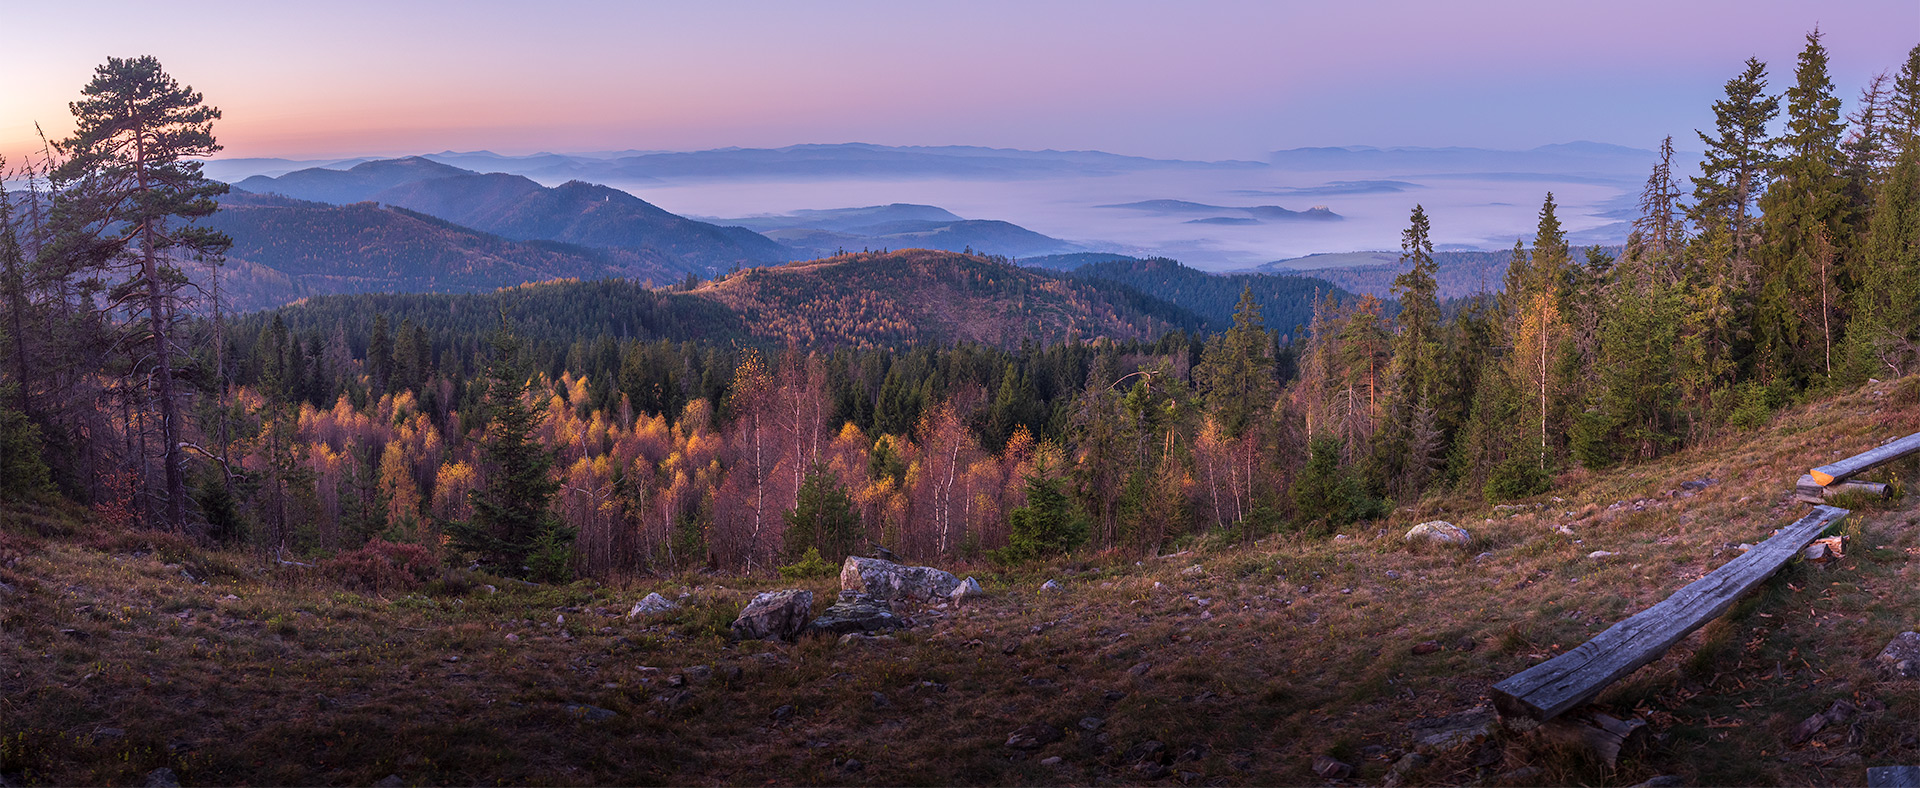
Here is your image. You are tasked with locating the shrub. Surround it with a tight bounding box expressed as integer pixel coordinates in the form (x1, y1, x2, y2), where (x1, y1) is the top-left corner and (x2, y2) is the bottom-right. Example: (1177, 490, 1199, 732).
(321, 539, 436, 595)
(1483, 457, 1552, 503)
(994, 456, 1088, 564)
(1728, 382, 1774, 431)
(1290, 437, 1386, 530)
(777, 546, 838, 580)
(526, 525, 577, 584)
(1892, 374, 1920, 408)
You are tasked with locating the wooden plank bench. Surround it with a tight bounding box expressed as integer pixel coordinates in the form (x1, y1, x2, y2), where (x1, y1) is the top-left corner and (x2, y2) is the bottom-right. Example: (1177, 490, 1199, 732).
(1809, 431, 1920, 486)
(1492, 505, 1850, 721)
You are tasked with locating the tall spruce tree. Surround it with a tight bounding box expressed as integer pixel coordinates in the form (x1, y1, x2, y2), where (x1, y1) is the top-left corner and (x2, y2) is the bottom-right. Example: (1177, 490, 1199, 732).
(1757, 29, 1850, 387)
(46, 56, 230, 531)
(1691, 58, 1780, 274)
(1195, 287, 1275, 439)
(448, 329, 570, 578)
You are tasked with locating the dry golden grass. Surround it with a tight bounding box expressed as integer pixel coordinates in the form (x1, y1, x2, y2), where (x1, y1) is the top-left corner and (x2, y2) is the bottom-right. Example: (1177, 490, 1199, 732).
(2, 378, 1917, 786)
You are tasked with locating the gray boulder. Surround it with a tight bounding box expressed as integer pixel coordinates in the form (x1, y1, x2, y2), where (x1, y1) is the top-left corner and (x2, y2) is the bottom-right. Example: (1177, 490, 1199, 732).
(803, 593, 904, 637)
(1876, 631, 1920, 678)
(627, 592, 676, 618)
(1405, 521, 1471, 546)
(730, 589, 814, 641)
(840, 556, 961, 602)
(950, 576, 985, 603)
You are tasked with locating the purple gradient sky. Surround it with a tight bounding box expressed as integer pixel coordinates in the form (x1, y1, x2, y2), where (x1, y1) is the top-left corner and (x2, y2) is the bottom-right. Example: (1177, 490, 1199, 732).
(3, 0, 1915, 165)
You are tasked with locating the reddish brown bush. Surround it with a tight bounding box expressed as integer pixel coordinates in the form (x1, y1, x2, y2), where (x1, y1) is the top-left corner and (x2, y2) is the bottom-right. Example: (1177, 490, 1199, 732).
(321, 538, 435, 595)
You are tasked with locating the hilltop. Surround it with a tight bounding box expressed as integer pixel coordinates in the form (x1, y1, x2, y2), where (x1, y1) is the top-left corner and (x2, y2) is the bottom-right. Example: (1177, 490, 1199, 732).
(3, 379, 1914, 786)
(200, 192, 671, 311)
(230, 159, 798, 277)
(692, 249, 1204, 348)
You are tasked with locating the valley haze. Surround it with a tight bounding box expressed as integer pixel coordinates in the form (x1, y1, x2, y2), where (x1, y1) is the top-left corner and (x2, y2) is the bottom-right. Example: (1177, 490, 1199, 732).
(210, 140, 1681, 270)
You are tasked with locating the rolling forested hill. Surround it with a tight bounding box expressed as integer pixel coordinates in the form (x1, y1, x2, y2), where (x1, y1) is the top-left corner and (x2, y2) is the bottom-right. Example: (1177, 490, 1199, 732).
(232, 159, 799, 277)
(694, 249, 1206, 349)
(370, 175, 796, 275)
(1070, 256, 1350, 337)
(200, 192, 678, 311)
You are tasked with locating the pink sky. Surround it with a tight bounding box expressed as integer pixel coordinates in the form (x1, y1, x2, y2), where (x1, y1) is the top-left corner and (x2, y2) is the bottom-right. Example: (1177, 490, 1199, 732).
(3, 0, 1915, 165)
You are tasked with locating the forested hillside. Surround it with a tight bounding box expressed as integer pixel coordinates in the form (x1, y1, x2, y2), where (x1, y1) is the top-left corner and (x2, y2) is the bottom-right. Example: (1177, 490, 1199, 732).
(3, 37, 1918, 594)
(1070, 256, 1346, 335)
(199, 192, 675, 310)
(369, 175, 796, 275)
(695, 249, 1204, 349)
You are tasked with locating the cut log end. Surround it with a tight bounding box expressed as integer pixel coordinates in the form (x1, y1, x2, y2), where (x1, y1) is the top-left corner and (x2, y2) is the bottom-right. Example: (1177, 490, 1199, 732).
(1809, 469, 1836, 486)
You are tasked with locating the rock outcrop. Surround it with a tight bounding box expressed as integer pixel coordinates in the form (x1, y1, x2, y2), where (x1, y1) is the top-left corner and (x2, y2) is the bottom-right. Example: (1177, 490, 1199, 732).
(1405, 521, 1471, 546)
(627, 592, 676, 618)
(840, 556, 961, 602)
(730, 590, 813, 641)
(803, 592, 904, 637)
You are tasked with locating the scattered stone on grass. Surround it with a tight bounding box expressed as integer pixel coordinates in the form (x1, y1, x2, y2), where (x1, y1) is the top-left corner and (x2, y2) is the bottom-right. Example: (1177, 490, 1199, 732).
(1405, 521, 1470, 546)
(951, 576, 985, 603)
(1877, 631, 1920, 678)
(803, 593, 903, 637)
(1007, 722, 1064, 749)
(374, 775, 404, 788)
(840, 556, 961, 602)
(730, 589, 813, 641)
(1041, 579, 1062, 592)
(566, 703, 618, 721)
(627, 592, 676, 618)
(1411, 640, 1442, 655)
(144, 768, 180, 788)
(1311, 754, 1354, 779)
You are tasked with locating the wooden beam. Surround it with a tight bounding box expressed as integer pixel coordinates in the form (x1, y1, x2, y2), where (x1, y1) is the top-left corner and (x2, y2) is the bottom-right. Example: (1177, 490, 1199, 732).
(1493, 505, 1849, 721)
(1868, 766, 1920, 788)
(1825, 481, 1890, 500)
(1810, 432, 1920, 486)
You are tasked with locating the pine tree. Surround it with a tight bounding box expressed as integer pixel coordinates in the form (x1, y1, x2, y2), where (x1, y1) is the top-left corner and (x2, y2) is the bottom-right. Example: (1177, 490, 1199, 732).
(45, 56, 230, 531)
(447, 330, 570, 579)
(368, 313, 394, 394)
(1691, 57, 1780, 273)
(1756, 29, 1851, 387)
(1195, 287, 1275, 439)
(996, 450, 1087, 563)
(782, 464, 860, 564)
(1388, 205, 1441, 398)
(1635, 137, 1688, 273)
(1883, 44, 1920, 160)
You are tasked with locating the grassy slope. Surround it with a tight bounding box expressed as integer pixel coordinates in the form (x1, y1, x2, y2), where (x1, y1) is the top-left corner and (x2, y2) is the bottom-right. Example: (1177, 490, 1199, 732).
(2, 379, 1917, 787)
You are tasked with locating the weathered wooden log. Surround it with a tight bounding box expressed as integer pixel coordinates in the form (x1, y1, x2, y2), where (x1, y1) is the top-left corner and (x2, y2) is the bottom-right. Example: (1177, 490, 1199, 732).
(1809, 431, 1920, 486)
(1794, 474, 1827, 504)
(1531, 712, 1646, 768)
(1868, 766, 1920, 788)
(1492, 505, 1849, 721)
(1824, 480, 1890, 499)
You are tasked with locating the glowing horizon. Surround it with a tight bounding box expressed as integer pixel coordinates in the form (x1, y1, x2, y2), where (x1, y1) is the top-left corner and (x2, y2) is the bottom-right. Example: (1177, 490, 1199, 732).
(4, 0, 1914, 168)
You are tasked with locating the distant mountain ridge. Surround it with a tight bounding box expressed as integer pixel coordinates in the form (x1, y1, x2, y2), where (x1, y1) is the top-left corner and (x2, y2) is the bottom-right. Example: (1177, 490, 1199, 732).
(1097, 199, 1342, 223)
(231, 158, 797, 276)
(708, 203, 1088, 260)
(198, 191, 670, 311)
